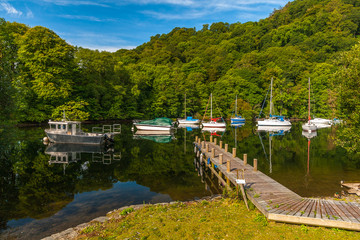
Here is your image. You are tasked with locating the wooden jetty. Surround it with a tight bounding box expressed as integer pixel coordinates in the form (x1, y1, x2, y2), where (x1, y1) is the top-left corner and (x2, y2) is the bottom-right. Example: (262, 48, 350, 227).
(194, 136, 360, 231)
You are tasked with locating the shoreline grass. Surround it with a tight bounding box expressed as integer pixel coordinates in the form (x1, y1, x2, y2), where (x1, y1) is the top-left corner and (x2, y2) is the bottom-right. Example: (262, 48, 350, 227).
(76, 196, 360, 240)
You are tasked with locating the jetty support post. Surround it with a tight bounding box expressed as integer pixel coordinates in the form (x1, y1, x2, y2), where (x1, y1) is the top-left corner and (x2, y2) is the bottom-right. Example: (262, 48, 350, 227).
(210, 136, 213, 143)
(225, 144, 228, 153)
(211, 148, 215, 158)
(227, 159, 231, 173)
(206, 144, 209, 152)
(214, 138, 217, 145)
(219, 154, 223, 164)
(243, 154, 247, 165)
(220, 141, 223, 149)
(253, 159, 257, 171)
(232, 148, 236, 158)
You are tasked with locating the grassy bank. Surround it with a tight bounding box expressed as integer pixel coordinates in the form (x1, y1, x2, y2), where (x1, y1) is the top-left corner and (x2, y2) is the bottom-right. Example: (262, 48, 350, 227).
(76, 196, 360, 240)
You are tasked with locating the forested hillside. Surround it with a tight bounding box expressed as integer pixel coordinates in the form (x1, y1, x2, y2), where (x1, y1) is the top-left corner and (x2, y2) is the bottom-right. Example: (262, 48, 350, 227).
(1, 0, 360, 123)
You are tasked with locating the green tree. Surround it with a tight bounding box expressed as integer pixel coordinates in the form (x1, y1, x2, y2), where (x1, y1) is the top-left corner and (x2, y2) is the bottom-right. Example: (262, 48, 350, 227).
(15, 26, 76, 122)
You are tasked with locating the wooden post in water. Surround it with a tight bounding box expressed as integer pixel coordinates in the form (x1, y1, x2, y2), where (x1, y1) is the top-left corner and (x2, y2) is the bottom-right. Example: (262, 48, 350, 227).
(227, 159, 231, 172)
(206, 144, 209, 152)
(220, 141, 223, 149)
(253, 158, 257, 171)
(219, 154, 223, 164)
(210, 135, 213, 143)
(232, 148, 236, 158)
(211, 148, 215, 158)
(243, 154, 247, 165)
(214, 138, 217, 145)
(225, 144, 228, 153)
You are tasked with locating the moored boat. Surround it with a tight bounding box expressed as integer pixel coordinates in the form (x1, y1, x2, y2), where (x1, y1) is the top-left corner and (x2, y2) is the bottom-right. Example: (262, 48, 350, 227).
(230, 95, 245, 124)
(177, 93, 200, 125)
(202, 93, 226, 128)
(302, 77, 317, 133)
(309, 118, 332, 126)
(45, 120, 114, 145)
(133, 117, 173, 131)
(257, 78, 291, 127)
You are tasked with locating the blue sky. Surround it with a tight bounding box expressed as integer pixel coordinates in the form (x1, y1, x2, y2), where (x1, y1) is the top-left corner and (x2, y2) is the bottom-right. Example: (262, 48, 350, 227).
(1, 0, 289, 52)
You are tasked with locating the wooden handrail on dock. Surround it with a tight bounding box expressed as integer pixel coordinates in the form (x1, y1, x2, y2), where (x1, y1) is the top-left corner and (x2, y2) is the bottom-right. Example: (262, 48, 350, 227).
(194, 137, 360, 231)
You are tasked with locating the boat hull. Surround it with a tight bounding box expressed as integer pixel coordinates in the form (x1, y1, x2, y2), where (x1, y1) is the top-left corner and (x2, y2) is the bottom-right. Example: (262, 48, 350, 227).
(309, 118, 332, 125)
(134, 124, 172, 131)
(257, 119, 291, 126)
(202, 127, 226, 133)
(302, 123, 317, 132)
(177, 119, 200, 125)
(46, 132, 105, 144)
(202, 121, 226, 128)
(231, 117, 245, 124)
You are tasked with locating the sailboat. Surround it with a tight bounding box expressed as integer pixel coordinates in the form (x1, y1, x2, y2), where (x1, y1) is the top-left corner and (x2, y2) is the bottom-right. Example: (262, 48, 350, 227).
(230, 95, 245, 124)
(202, 93, 226, 129)
(302, 77, 317, 132)
(177, 93, 200, 125)
(257, 78, 291, 127)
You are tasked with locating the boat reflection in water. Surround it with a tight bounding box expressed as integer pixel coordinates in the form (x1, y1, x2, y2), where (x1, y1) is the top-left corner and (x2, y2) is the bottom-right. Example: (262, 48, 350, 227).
(257, 125, 291, 133)
(202, 127, 226, 133)
(302, 129, 317, 189)
(45, 143, 121, 169)
(133, 130, 175, 143)
(177, 123, 200, 131)
(257, 125, 291, 174)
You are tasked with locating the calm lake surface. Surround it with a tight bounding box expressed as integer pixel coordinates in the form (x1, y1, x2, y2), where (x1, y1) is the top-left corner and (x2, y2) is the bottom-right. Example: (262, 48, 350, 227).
(1, 121, 360, 239)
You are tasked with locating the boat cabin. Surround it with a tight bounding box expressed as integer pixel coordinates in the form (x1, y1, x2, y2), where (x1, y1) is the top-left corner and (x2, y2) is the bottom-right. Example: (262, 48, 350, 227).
(269, 115, 286, 122)
(47, 120, 82, 135)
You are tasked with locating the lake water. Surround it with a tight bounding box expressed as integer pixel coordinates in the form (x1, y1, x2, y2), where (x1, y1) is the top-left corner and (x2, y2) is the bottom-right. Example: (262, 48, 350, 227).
(1, 121, 359, 239)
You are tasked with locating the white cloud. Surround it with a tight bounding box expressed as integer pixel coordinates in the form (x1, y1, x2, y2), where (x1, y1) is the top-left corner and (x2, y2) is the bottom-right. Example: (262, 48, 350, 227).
(0, 1, 23, 17)
(40, 0, 109, 7)
(138, 0, 288, 20)
(141, 9, 207, 20)
(58, 14, 118, 22)
(26, 8, 34, 18)
(133, 0, 195, 6)
(59, 15, 102, 22)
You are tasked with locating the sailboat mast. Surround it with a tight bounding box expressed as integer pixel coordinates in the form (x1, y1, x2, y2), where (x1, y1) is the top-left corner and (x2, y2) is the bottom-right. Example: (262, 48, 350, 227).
(210, 93, 213, 120)
(269, 77, 273, 117)
(235, 95, 237, 116)
(308, 77, 311, 122)
(184, 93, 186, 119)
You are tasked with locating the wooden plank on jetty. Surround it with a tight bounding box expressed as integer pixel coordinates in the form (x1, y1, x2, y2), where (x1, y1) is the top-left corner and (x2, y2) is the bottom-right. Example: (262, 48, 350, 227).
(194, 137, 360, 231)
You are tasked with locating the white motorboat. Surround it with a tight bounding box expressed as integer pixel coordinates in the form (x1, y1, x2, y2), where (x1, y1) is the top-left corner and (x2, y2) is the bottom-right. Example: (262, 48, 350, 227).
(309, 118, 332, 126)
(257, 78, 291, 127)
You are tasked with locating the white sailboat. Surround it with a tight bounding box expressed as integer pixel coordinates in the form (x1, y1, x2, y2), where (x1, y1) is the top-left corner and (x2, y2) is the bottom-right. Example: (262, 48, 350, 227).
(202, 93, 226, 128)
(257, 78, 291, 127)
(231, 95, 245, 124)
(177, 93, 200, 125)
(302, 77, 317, 132)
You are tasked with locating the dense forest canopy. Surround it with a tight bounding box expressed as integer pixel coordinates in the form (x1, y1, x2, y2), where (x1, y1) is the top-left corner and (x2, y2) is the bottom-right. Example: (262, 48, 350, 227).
(0, 0, 360, 124)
